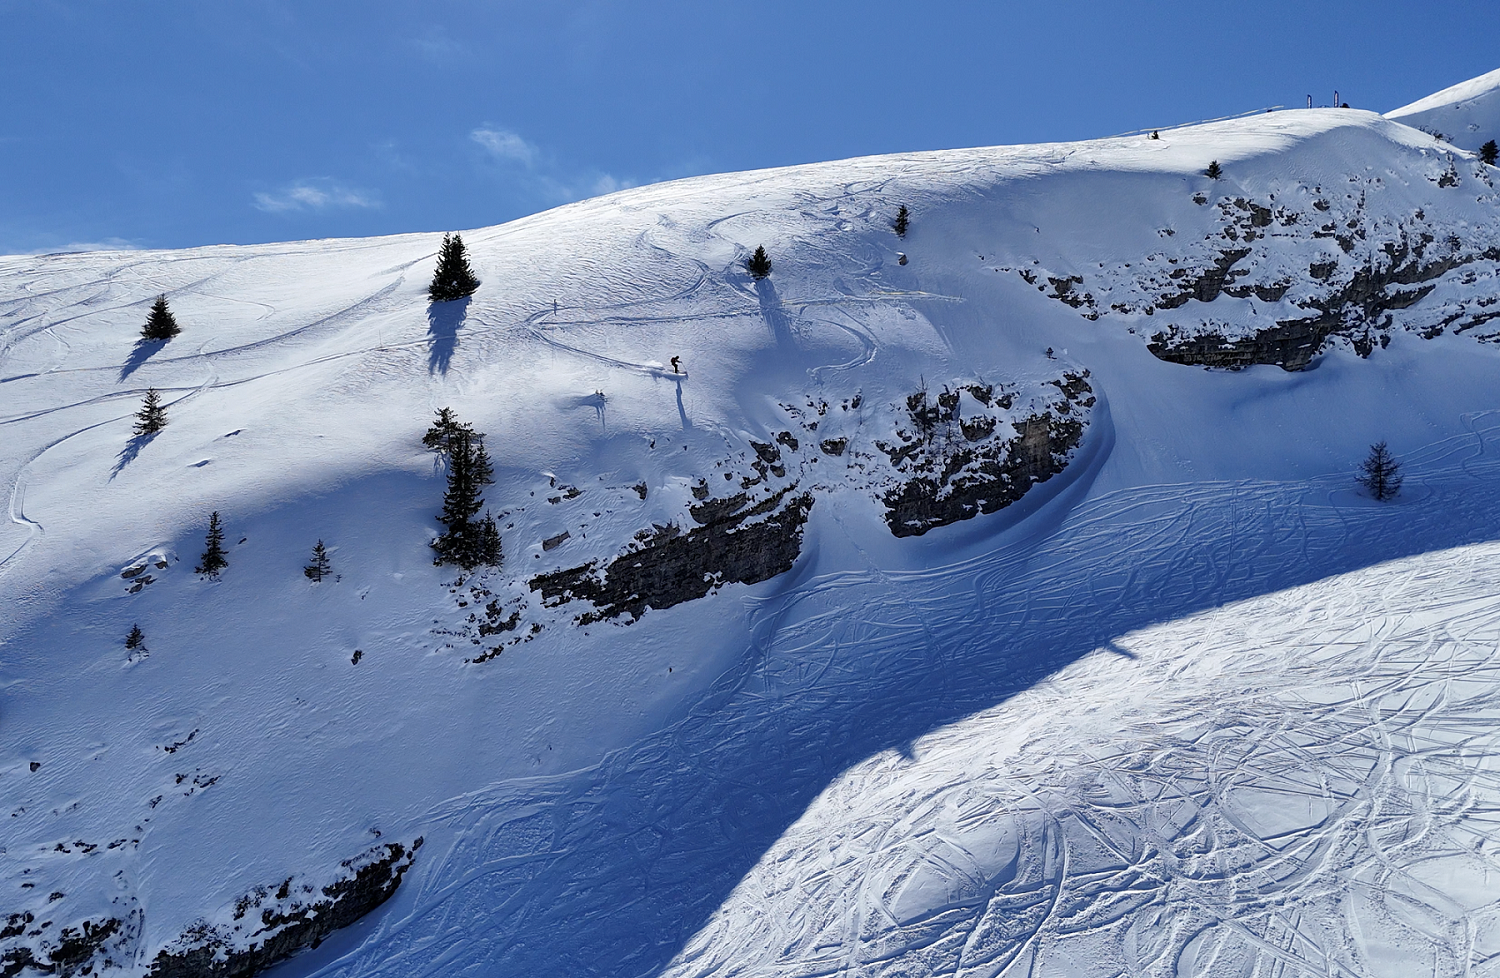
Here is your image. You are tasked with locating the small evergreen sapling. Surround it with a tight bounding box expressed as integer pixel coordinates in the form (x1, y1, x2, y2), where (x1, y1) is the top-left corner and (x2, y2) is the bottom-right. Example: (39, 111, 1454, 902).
(196, 511, 228, 578)
(141, 295, 181, 341)
(1482, 140, 1498, 166)
(304, 540, 333, 582)
(133, 388, 168, 437)
(893, 205, 909, 238)
(1205, 160, 1223, 180)
(1356, 441, 1403, 501)
(428, 233, 481, 302)
(125, 624, 146, 651)
(746, 245, 772, 280)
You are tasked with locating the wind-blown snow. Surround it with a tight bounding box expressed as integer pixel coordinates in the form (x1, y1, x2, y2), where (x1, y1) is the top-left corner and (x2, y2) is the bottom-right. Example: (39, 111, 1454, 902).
(4, 71, 1500, 978)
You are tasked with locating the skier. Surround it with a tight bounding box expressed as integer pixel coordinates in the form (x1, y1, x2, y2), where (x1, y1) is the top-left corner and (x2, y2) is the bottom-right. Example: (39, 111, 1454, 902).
(670, 356, 681, 374)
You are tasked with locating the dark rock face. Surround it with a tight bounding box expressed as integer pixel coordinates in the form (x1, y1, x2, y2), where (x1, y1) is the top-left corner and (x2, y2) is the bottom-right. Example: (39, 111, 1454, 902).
(530, 486, 814, 623)
(1148, 245, 1490, 370)
(878, 375, 1093, 538)
(1149, 318, 1337, 371)
(147, 839, 421, 978)
(1037, 176, 1500, 369)
(1155, 248, 1253, 310)
(2, 914, 130, 978)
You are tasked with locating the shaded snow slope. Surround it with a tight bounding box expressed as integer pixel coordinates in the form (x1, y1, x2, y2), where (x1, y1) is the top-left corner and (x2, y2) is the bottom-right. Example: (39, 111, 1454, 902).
(1387, 67, 1500, 150)
(2, 96, 1500, 978)
(666, 531, 1500, 978)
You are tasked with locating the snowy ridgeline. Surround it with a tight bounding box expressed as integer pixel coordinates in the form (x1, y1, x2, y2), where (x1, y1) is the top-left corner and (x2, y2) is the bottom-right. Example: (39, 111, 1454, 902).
(1387, 66, 1500, 151)
(2, 73, 1500, 978)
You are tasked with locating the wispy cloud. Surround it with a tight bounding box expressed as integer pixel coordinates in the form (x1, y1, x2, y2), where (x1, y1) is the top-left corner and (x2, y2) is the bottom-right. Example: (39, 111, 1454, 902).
(253, 180, 379, 214)
(590, 173, 634, 196)
(471, 127, 539, 166)
(413, 26, 467, 62)
(52, 238, 141, 253)
(3, 236, 142, 257)
(470, 124, 638, 204)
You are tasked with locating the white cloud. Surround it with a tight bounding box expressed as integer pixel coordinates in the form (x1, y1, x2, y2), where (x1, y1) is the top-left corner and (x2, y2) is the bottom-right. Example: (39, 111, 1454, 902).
(471, 127, 539, 165)
(590, 174, 635, 196)
(253, 180, 379, 214)
(24, 237, 142, 255)
(413, 27, 466, 61)
(469, 124, 640, 203)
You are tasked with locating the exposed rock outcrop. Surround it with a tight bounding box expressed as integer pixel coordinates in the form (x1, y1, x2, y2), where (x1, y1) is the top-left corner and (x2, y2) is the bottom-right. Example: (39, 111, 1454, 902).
(1148, 243, 1495, 369)
(1, 913, 134, 978)
(530, 486, 813, 623)
(877, 375, 1093, 537)
(1031, 172, 1500, 369)
(147, 839, 420, 978)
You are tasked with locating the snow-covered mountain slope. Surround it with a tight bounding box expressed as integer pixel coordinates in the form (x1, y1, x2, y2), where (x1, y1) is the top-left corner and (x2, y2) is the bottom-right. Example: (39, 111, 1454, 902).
(4, 72, 1500, 978)
(665, 532, 1500, 978)
(1387, 67, 1500, 150)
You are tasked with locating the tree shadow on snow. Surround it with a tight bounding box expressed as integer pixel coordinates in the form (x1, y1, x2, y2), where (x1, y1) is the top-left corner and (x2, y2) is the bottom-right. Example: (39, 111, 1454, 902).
(754, 278, 795, 351)
(426, 298, 468, 375)
(119, 339, 166, 381)
(110, 431, 155, 479)
(312, 423, 1500, 978)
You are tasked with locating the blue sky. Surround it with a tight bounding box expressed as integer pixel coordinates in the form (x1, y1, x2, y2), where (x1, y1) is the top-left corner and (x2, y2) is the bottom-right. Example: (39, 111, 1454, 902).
(3, 1, 1498, 254)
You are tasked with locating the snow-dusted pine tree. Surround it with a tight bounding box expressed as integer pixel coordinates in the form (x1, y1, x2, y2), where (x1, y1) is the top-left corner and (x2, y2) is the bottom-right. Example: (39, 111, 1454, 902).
(133, 388, 167, 437)
(1357, 441, 1403, 501)
(893, 205, 909, 238)
(1205, 160, 1223, 180)
(125, 624, 146, 651)
(1482, 140, 1498, 166)
(428, 233, 481, 302)
(746, 245, 772, 280)
(141, 295, 181, 341)
(196, 511, 228, 578)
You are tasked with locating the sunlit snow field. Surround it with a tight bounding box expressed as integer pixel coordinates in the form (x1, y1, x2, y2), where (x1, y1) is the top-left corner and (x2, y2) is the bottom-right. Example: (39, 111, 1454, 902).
(4, 85, 1500, 977)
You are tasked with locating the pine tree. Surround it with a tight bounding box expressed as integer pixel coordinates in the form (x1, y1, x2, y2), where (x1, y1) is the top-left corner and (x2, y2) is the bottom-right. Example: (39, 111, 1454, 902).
(141, 295, 181, 341)
(125, 624, 146, 651)
(196, 511, 228, 578)
(422, 407, 473, 455)
(746, 245, 772, 280)
(476, 513, 502, 567)
(428, 233, 481, 302)
(1356, 441, 1403, 501)
(893, 205, 909, 238)
(304, 540, 332, 582)
(1482, 140, 1498, 166)
(133, 388, 168, 437)
(432, 428, 501, 569)
(1205, 160, 1223, 180)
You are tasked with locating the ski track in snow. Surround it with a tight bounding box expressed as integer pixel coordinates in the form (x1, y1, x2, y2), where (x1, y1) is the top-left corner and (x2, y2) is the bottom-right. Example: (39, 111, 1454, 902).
(308, 417, 1500, 978)
(663, 539, 1500, 978)
(5, 102, 1500, 978)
